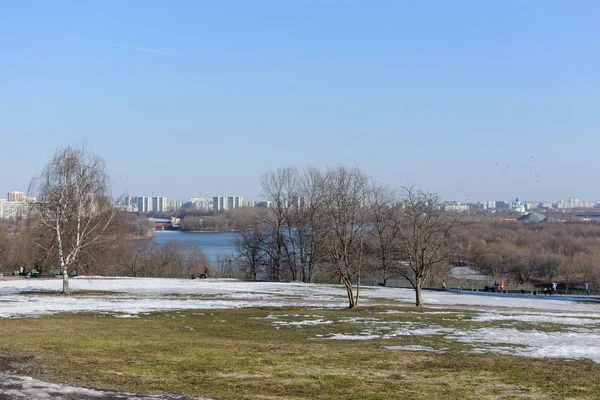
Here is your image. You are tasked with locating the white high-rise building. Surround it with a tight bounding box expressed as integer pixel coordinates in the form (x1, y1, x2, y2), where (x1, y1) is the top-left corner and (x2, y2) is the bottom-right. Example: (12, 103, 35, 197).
(213, 196, 243, 211)
(7, 191, 24, 202)
(169, 200, 184, 212)
(136, 196, 151, 213)
(190, 198, 211, 210)
(227, 196, 243, 210)
(152, 196, 167, 213)
(0, 199, 31, 219)
(213, 196, 226, 211)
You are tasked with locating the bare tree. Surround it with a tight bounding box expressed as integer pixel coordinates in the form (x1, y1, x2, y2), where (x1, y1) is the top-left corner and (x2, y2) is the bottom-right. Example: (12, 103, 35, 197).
(321, 167, 369, 308)
(295, 168, 327, 283)
(260, 168, 299, 281)
(396, 186, 456, 306)
(234, 227, 267, 280)
(367, 183, 401, 286)
(215, 252, 236, 278)
(234, 168, 327, 283)
(29, 146, 115, 294)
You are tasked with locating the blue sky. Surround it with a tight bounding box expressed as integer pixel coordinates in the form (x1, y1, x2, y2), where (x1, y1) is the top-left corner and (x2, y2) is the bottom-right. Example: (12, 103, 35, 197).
(1, 1, 599, 202)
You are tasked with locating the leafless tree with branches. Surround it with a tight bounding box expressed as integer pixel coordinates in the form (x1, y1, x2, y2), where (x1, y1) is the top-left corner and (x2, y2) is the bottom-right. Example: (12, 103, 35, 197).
(321, 167, 369, 308)
(260, 168, 299, 281)
(29, 146, 115, 294)
(367, 183, 401, 286)
(396, 186, 456, 306)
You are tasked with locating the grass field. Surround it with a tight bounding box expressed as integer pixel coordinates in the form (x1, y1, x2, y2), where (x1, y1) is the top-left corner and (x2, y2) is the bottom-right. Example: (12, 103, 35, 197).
(1, 305, 598, 399)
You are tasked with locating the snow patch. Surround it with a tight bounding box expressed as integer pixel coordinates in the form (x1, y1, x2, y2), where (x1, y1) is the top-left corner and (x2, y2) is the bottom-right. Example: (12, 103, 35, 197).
(383, 345, 446, 353)
(449, 328, 600, 363)
(272, 319, 333, 327)
(0, 372, 210, 399)
(470, 311, 600, 326)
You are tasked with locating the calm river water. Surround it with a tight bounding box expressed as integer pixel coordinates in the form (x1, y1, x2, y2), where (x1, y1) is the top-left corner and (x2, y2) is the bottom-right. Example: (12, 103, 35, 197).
(152, 231, 237, 264)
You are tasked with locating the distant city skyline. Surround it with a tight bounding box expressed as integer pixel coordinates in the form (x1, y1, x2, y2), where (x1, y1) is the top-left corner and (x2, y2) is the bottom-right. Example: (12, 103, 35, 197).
(2, 2, 599, 202)
(3, 184, 600, 206)
(2, 185, 599, 220)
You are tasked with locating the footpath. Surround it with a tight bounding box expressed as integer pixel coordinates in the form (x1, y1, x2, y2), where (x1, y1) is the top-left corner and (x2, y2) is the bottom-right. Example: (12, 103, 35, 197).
(437, 288, 600, 303)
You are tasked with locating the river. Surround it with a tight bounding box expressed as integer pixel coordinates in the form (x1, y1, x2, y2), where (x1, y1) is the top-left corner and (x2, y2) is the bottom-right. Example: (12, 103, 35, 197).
(152, 231, 237, 264)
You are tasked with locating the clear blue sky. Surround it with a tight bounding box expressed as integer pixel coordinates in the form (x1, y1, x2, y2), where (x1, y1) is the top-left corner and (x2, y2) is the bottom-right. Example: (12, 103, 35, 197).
(1, 1, 599, 202)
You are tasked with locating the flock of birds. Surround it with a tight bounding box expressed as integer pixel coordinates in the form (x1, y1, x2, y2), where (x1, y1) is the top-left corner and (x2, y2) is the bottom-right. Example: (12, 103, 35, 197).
(496, 156, 542, 184)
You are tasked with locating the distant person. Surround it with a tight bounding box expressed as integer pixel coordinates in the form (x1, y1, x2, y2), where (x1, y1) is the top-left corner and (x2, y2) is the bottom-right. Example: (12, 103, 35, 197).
(543, 287, 548, 296)
(500, 280, 505, 293)
(552, 282, 557, 295)
(585, 283, 589, 296)
(442, 280, 447, 290)
(520, 288, 525, 295)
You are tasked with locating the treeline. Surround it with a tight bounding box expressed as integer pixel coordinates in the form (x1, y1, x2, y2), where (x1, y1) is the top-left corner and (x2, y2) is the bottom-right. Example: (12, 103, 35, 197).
(0, 213, 211, 279)
(230, 167, 455, 307)
(227, 167, 600, 299)
(452, 216, 600, 287)
(144, 207, 260, 232)
(0, 213, 146, 274)
(178, 208, 259, 232)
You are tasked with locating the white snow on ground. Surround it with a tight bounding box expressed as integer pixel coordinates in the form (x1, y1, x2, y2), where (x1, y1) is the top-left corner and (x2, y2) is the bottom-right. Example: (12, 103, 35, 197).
(383, 345, 446, 353)
(1, 277, 599, 313)
(449, 328, 600, 363)
(1, 277, 600, 364)
(0, 373, 210, 399)
(0, 294, 336, 319)
(470, 311, 600, 326)
(320, 318, 600, 363)
(322, 323, 456, 340)
(271, 318, 333, 327)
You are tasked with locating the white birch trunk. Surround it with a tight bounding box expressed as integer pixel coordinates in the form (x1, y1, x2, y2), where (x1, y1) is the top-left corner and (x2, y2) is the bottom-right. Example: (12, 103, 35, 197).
(62, 266, 69, 294)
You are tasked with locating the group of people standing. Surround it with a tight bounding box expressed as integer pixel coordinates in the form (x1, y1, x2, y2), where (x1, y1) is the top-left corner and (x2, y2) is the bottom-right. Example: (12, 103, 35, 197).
(542, 282, 558, 296)
(444, 279, 591, 297)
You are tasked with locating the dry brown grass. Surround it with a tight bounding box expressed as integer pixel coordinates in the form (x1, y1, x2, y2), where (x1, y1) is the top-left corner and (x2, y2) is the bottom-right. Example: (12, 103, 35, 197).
(0, 307, 597, 399)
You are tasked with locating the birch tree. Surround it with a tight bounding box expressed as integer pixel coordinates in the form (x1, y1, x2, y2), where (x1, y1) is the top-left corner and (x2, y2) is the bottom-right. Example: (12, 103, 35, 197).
(29, 146, 115, 294)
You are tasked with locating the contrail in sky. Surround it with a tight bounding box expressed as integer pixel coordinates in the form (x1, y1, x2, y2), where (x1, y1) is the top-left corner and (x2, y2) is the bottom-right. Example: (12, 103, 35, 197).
(114, 44, 172, 56)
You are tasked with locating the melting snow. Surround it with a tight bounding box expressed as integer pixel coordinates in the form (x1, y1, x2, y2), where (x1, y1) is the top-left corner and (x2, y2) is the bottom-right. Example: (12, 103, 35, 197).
(272, 319, 333, 327)
(0, 373, 210, 399)
(449, 328, 600, 363)
(1, 277, 599, 364)
(470, 311, 600, 326)
(383, 345, 446, 353)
